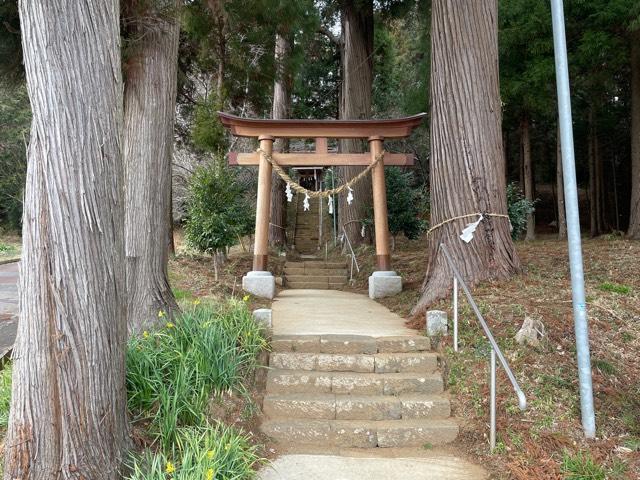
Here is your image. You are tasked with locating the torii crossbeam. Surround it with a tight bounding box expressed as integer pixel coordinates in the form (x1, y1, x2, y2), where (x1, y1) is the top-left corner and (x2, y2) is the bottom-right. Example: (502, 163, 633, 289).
(219, 112, 426, 299)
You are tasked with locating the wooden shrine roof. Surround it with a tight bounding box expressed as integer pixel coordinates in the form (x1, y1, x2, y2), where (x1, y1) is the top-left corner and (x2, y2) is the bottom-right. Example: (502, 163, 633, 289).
(218, 112, 426, 139)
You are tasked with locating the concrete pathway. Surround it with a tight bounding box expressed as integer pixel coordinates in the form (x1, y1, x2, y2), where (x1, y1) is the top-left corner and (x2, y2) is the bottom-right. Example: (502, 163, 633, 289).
(271, 289, 415, 337)
(263, 289, 488, 480)
(259, 453, 488, 480)
(0, 261, 19, 358)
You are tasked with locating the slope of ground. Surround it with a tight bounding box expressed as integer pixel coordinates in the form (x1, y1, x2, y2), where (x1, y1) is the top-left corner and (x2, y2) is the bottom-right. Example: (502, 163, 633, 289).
(346, 235, 639, 479)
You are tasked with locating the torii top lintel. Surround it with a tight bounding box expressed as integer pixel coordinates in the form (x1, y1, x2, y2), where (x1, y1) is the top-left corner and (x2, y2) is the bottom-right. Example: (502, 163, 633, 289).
(218, 112, 426, 167)
(218, 112, 426, 139)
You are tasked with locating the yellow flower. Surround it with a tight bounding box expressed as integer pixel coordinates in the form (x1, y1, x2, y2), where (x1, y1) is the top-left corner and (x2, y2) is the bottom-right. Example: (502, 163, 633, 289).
(166, 322, 175, 329)
(165, 461, 175, 474)
(206, 450, 214, 460)
(242, 295, 250, 302)
(158, 310, 166, 318)
(206, 468, 215, 480)
(224, 443, 230, 451)
(143, 331, 149, 338)
(193, 298, 201, 306)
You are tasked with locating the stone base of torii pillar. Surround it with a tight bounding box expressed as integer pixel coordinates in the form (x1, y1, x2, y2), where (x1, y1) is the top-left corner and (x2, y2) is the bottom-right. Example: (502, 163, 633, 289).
(368, 271, 402, 299)
(242, 271, 276, 300)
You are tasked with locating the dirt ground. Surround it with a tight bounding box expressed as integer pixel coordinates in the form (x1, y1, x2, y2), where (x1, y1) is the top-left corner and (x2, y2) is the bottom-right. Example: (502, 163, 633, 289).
(339, 234, 640, 479)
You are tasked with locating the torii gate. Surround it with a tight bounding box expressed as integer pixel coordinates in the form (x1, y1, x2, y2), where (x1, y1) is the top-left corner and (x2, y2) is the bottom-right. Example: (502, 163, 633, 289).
(218, 112, 426, 299)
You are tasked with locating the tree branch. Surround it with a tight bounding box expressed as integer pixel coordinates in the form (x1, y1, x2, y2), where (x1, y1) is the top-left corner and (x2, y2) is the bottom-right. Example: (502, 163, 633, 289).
(318, 26, 341, 46)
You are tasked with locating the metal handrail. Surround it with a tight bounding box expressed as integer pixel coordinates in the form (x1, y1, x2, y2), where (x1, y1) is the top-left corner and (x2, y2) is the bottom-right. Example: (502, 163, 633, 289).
(341, 226, 360, 281)
(439, 244, 527, 451)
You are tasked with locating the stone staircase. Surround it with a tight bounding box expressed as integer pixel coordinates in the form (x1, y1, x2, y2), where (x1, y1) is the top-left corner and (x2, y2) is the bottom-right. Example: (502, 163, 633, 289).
(261, 334, 458, 450)
(284, 260, 348, 289)
(293, 194, 320, 254)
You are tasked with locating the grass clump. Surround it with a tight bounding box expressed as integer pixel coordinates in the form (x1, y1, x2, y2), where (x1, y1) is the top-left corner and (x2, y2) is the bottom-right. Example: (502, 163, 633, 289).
(0, 364, 12, 428)
(126, 299, 267, 451)
(597, 282, 631, 295)
(561, 450, 606, 480)
(0, 243, 15, 255)
(128, 424, 263, 480)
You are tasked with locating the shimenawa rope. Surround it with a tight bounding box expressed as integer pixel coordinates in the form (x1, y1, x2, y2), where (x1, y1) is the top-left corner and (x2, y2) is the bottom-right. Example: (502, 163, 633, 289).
(256, 147, 384, 199)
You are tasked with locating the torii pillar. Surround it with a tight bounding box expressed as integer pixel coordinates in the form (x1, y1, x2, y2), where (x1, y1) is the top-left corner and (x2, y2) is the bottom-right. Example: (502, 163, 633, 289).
(219, 112, 426, 299)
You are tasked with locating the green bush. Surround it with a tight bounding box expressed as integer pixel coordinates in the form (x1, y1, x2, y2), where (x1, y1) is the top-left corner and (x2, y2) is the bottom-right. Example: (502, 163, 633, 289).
(384, 167, 427, 241)
(184, 162, 254, 257)
(128, 424, 262, 480)
(0, 84, 30, 229)
(506, 183, 535, 240)
(126, 299, 267, 451)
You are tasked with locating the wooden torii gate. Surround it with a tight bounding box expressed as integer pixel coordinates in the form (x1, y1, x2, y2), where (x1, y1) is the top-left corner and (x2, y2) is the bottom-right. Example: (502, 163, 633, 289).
(218, 112, 426, 299)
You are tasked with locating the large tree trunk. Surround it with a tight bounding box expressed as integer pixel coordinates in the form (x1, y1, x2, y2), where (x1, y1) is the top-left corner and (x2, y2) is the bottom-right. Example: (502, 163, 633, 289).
(338, 0, 374, 245)
(628, 30, 640, 238)
(207, 0, 227, 101)
(412, 0, 521, 314)
(521, 116, 535, 241)
(269, 32, 292, 247)
(5, 1, 129, 477)
(556, 127, 567, 240)
(588, 109, 598, 237)
(123, 2, 180, 334)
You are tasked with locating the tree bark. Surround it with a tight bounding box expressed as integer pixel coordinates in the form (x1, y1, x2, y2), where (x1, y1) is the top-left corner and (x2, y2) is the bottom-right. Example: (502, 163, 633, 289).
(269, 32, 292, 247)
(123, 1, 180, 334)
(629, 30, 640, 238)
(521, 116, 535, 241)
(5, 1, 129, 477)
(338, 0, 374, 245)
(207, 0, 227, 101)
(588, 108, 598, 237)
(556, 127, 567, 240)
(412, 0, 521, 314)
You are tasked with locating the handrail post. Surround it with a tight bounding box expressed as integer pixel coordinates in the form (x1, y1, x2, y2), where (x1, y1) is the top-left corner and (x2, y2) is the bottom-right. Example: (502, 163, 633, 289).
(453, 277, 459, 352)
(490, 348, 497, 452)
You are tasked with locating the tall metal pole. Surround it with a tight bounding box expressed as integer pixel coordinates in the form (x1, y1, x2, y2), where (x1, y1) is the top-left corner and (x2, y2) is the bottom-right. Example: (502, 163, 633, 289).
(550, 0, 596, 438)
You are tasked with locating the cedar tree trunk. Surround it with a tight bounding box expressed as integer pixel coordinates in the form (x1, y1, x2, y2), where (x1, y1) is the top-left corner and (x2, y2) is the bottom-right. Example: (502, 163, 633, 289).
(412, 0, 521, 314)
(123, 2, 180, 334)
(338, 0, 374, 245)
(4, 0, 129, 477)
(521, 116, 535, 240)
(629, 30, 640, 238)
(588, 109, 598, 237)
(269, 32, 292, 247)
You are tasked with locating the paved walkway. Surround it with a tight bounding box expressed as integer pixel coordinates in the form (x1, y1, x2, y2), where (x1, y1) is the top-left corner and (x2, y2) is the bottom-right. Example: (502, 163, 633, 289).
(271, 289, 415, 337)
(0, 261, 19, 358)
(260, 453, 487, 480)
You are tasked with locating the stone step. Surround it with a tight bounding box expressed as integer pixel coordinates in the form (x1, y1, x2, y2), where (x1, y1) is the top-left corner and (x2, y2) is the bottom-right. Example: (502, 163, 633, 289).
(266, 370, 444, 396)
(285, 261, 347, 269)
(287, 282, 346, 290)
(271, 335, 431, 354)
(284, 267, 348, 276)
(263, 393, 451, 421)
(285, 275, 347, 285)
(269, 352, 438, 373)
(260, 418, 458, 448)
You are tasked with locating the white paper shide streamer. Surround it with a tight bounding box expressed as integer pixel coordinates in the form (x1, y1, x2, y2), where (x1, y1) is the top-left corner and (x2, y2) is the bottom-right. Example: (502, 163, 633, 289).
(459, 214, 484, 243)
(328, 196, 334, 214)
(303, 193, 310, 211)
(285, 183, 293, 203)
(361, 224, 366, 238)
(346, 186, 354, 205)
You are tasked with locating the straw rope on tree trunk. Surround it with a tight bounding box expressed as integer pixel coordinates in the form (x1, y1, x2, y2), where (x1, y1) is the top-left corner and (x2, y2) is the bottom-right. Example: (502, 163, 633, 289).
(256, 147, 385, 198)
